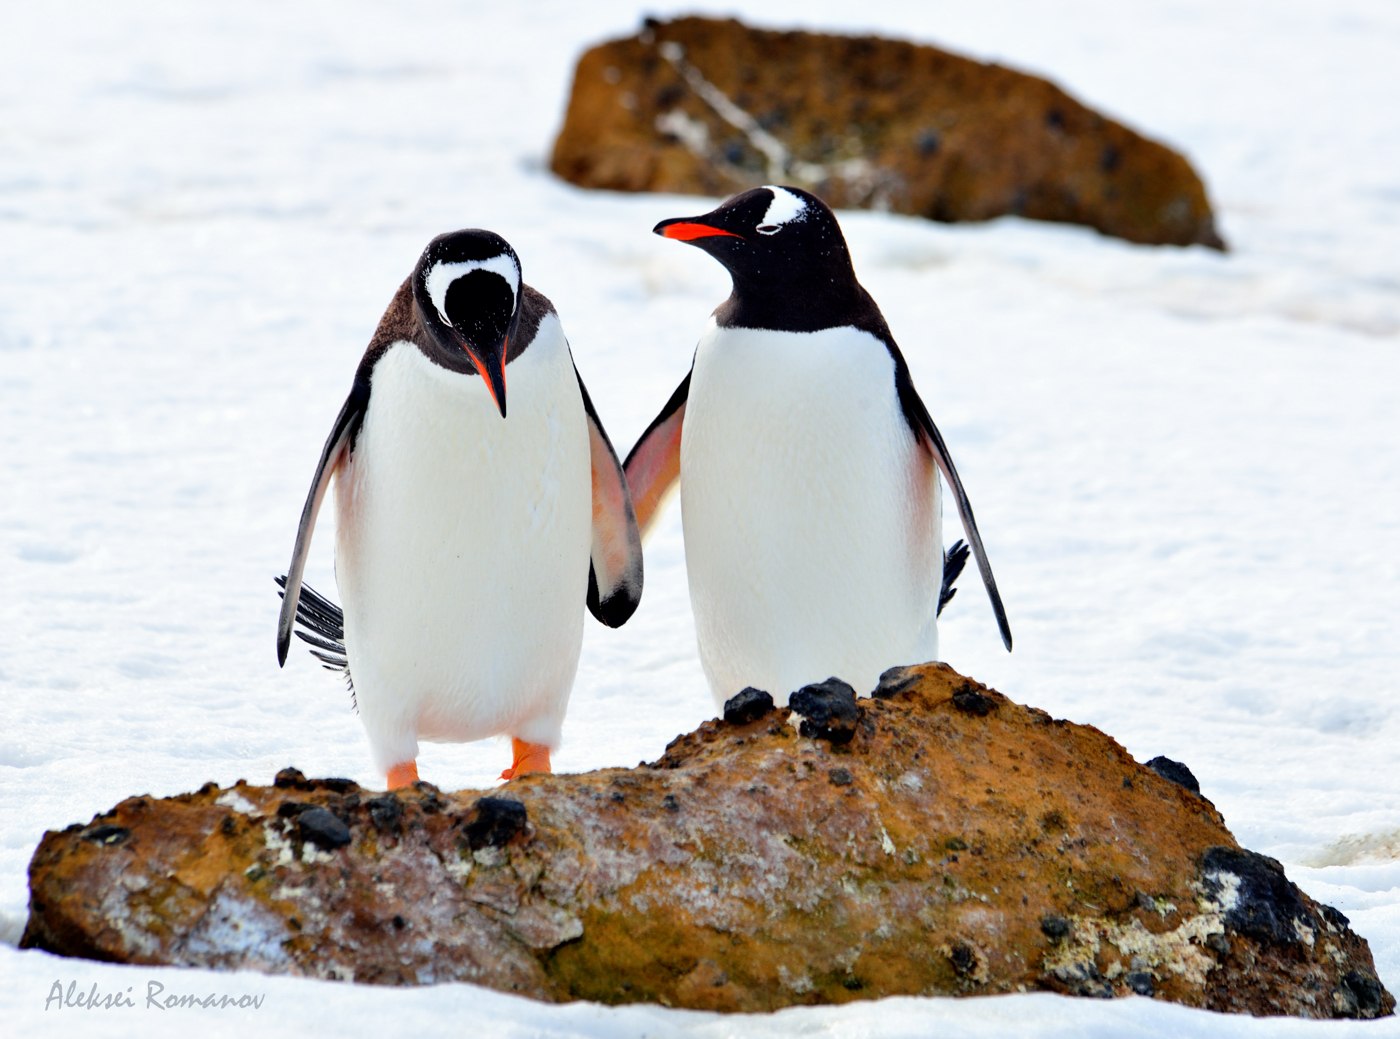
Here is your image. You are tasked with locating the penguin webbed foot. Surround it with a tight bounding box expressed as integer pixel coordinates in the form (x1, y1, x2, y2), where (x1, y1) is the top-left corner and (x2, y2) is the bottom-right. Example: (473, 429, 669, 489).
(500, 739, 552, 781)
(386, 761, 419, 789)
(937, 539, 969, 617)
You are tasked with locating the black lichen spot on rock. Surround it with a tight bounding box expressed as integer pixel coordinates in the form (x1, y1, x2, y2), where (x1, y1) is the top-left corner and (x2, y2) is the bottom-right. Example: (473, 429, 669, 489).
(276, 801, 317, 819)
(1201, 846, 1312, 946)
(274, 767, 312, 790)
(1319, 902, 1351, 929)
(951, 682, 997, 716)
(1126, 971, 1155, 997)
(81, 825, 129, 847)
(723, 687, 774, 725)
(789, 678, 860, 744)
(1040, 914, 1071, 940)
(872, 666, 919, 700)
(1338, 970, 1387, 1018)
(414, 784, 446, 814)
(662, 794, 680, 812)
(392, 914, 407, 931)
(1100, 144, 1122, 173)
(297, 808, 351, 850)
(463, 797, 528, 851)
(366, 794, 403, 834)
(828, 767, 853, 787)
(315, 777, 360, 794)
(1040, 810, 1066, 833)
(1050, 960, 1112, 999)
(1146, 756, 1201, 795)
(916, 129, 941, 156)
(948, 941, 979, 978)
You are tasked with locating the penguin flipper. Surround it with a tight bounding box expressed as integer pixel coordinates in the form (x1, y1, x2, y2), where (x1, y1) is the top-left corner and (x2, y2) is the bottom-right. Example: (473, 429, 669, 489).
(276, 383, 367, 665)
(622, 370, 690, 538)
(895, 364, 1013, 651)
(574, 364, 644, 628)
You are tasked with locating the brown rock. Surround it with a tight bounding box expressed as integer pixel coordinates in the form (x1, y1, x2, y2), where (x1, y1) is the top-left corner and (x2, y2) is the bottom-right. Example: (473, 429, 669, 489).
(22, 664, 1389, 1017)
(550, 17, 1226, 250)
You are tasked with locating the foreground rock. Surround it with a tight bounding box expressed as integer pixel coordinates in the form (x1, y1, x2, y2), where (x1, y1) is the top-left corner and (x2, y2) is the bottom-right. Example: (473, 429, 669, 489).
(23, 665, 1389, 1018)
(551, 17, 1226, 250)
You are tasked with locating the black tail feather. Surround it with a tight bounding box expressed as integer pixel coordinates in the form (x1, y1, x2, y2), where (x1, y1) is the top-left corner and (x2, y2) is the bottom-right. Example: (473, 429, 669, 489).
(937, 539, 969, 617)
(275, 575, 352, 696)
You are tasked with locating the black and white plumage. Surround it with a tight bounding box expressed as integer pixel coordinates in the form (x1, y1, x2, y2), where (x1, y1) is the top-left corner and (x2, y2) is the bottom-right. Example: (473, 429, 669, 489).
(275, 575, 346, 674)
(628, 186, 1010, 706)
(276, 230, 642, 776)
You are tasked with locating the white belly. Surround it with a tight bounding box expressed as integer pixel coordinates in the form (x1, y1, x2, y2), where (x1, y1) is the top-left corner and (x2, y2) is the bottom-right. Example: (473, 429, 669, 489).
(333, 320, 591, 770)
(681, 322, 942, 706)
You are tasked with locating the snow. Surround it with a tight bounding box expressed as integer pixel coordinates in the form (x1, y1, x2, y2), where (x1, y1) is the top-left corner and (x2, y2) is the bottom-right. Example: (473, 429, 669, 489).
(2, 0, 1398, 1035)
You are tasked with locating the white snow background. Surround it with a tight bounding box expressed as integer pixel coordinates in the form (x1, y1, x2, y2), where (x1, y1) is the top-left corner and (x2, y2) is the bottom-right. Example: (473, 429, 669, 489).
(2, 0, 1398, 1035)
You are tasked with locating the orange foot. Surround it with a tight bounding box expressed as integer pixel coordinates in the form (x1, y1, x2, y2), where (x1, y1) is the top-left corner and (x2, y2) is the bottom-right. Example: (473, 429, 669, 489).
(386, 760, 419, 790)
(499, 738, 551, 781)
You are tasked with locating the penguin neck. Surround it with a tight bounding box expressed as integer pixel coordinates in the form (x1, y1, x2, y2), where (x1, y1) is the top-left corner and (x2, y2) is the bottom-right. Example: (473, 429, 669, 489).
(715, 263, 869, 334)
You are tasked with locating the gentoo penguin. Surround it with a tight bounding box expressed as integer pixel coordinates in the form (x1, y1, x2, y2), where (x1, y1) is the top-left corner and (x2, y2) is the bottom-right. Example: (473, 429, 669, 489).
(276, 230, 642, 788)
(627, 186, 1010, 707)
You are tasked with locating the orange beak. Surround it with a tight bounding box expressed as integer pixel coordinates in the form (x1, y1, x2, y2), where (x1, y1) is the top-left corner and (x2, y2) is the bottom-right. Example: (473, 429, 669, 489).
(654, 219, 743, 242)
(463, 336, 508, 418)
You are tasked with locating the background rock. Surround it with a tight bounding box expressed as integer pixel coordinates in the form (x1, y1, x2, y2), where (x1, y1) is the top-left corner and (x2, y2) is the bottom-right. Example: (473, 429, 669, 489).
(23, 664, 1388, 1018)
(550, 17, 1226, 249)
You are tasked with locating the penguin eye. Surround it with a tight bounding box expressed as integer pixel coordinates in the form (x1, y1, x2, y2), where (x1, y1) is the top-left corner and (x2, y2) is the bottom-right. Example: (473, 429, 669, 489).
(756, 224, 781, 236)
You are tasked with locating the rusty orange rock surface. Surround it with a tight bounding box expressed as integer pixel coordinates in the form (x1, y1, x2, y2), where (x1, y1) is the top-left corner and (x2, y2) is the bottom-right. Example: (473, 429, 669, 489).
(23, 664, 1390, 1018)
(550, 17, 1226, 250)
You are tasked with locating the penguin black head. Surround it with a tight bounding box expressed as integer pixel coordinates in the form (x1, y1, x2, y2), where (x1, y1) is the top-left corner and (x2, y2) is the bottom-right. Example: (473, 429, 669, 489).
(411, 229, 521, 417)
(653, 186, 863, 330)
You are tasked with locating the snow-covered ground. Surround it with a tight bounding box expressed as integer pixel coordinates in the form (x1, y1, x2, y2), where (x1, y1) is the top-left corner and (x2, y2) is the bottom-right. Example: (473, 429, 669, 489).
(3, 1, 1398, 1035)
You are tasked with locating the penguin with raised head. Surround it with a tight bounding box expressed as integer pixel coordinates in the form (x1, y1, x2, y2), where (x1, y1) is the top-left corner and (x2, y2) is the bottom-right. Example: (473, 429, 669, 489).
(277, 229, 642, 788)
(627, 186, 1010, 707)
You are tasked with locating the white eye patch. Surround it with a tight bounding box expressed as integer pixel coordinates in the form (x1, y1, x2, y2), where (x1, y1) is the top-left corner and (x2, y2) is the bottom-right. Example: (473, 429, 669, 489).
(757, 185, 808, 234)
(424, 253, 520, 327)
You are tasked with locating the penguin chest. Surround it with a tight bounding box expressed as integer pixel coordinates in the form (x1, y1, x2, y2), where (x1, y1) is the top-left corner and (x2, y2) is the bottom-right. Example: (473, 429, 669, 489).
(333, 328, 592, 741)
(680, 324, 942, 701)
